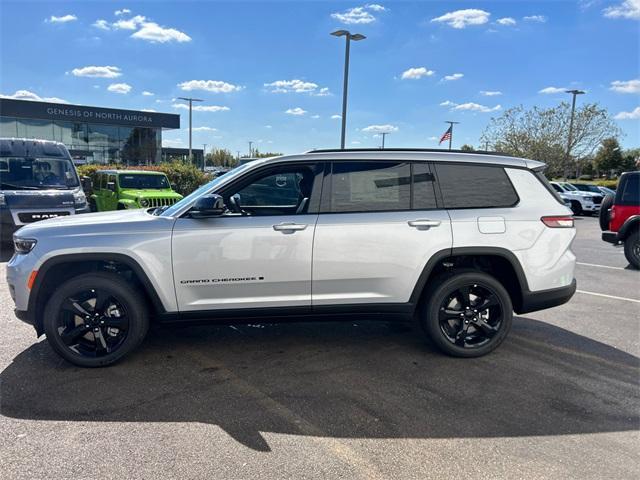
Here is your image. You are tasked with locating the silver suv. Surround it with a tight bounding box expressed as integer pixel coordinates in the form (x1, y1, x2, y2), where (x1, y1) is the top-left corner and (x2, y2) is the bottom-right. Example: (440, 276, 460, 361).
(6, 149, 577, 367)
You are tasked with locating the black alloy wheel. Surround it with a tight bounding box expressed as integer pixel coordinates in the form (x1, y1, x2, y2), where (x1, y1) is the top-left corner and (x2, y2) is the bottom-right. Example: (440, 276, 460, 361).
(43, 273, 149, 367)
(421, 272, 513, 357)
(624, 231, 640, 269)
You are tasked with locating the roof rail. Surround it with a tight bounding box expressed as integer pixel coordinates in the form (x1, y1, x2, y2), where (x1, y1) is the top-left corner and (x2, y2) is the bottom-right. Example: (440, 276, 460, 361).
(305, 147, 505, 156)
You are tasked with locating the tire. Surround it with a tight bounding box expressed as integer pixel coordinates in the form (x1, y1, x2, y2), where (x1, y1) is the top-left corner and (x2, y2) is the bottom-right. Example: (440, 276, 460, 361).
(43, 273, 149, 367)
(570, 201, 582, 216)
(117, 203, 126, 210)
(419, 271, 513, 358)
(599, 194, 614, 231)
(88, 198, 97, 213)
(624, 231, 640, 270)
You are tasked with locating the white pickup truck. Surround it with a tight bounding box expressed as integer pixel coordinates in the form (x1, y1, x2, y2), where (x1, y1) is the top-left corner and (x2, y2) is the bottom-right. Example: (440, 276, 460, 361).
(550, 181, 603, 215)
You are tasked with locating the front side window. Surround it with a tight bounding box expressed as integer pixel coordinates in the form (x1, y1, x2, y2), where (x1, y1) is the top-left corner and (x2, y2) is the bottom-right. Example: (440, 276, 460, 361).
(435, 163, 519, 209)
(0, 157, 79, 190)
(329, 161, 411, 212)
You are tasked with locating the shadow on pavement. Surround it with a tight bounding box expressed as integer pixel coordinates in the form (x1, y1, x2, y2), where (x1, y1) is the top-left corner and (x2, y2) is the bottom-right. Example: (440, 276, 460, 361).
(1, 317, 638, 451)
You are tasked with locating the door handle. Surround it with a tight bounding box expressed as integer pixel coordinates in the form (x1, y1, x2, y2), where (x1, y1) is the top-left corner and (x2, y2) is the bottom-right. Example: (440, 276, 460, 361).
(408, 219, 441, 228)
(273, 222, 307, 232)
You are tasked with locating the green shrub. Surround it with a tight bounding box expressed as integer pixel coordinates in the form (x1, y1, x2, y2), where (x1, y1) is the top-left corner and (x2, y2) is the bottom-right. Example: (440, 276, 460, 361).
(76, 162, 209, 196)
(593, 179, 618, 189)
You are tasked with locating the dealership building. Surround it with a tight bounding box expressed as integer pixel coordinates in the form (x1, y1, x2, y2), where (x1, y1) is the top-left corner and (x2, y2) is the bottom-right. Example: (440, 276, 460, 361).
(0, 98, 181, 165)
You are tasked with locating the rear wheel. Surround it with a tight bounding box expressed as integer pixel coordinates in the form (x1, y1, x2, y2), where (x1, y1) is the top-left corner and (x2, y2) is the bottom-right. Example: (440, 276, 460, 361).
(570, 201, 583, 215)
(420, 272, 513, 357)
(624, 231, 640, 269)
(599, 194, 614, 231)
(43, 273, 149, 367)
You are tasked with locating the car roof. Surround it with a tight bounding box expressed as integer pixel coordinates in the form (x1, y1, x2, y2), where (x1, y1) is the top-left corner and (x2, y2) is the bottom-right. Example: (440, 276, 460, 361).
(256, 148, 545, 170)
(96, 169, 166, 175)
(0, 138, 71, 158)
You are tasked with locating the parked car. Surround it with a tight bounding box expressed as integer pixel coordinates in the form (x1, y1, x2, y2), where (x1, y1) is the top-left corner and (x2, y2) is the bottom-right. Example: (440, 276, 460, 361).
(597, 186, 616, 196)
(572, 183, 616, 197)
(0, 138, 89, 246)
(7, 149, 577, 367)
(89, 170, 182, 211)
(550, 181, 602, 215)
(600, 171, 640, 269)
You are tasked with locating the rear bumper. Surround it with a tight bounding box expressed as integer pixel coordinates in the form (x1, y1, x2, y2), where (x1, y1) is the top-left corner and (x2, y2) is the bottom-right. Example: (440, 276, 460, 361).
(518, 279, 577, 314)
(602, 231, 619, 244)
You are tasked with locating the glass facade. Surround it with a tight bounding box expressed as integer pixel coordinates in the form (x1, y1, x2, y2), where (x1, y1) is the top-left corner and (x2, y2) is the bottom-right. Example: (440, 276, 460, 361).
(0, 116, 162, 165)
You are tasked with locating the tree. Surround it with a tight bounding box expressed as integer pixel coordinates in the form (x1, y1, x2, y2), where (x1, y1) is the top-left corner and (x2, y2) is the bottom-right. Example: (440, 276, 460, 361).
(480, 103, 621, 178)
(460, 144, 475, 152)
(205, 148, 237, 167)
(594, 138, 624, 176)
(251, 148, 283, 158)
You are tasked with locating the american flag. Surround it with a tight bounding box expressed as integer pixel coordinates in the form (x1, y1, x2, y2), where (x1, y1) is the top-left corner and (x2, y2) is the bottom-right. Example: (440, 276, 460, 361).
(439, 126, 452, 145)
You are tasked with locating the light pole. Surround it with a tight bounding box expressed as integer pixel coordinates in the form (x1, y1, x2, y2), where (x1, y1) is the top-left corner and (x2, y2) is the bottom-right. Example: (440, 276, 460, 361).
(445, 121, 459, 151)
(380, 132, 389, 149)
(564, 89, 585, 180)
(202, 144, 207, 170)
(248, 141, 253, 158)
(178, 96, 203, 164)
(331, 30, 366, 149)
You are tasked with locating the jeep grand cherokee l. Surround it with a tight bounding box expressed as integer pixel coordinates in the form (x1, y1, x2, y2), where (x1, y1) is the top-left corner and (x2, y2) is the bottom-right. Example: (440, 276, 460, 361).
(6, 149, 577, 367)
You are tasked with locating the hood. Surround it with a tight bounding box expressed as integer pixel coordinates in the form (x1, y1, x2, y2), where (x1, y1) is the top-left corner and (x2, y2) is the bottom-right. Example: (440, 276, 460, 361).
(14, 208, 174, 239)
(120, 190, 182, 199)
(1, 189, 77, 209)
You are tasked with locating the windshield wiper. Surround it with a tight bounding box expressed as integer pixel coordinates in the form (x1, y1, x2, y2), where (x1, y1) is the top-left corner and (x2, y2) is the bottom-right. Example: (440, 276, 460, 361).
(0, 183, 39, 190)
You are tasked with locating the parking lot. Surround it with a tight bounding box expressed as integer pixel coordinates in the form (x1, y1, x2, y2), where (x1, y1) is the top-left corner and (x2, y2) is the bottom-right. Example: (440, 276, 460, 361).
(0, 216, 638, 479)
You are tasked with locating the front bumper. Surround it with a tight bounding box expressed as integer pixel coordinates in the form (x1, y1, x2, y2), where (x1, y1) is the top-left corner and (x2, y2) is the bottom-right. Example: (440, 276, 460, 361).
(518, 279, 577, 314)
(582, 203, 600, 212)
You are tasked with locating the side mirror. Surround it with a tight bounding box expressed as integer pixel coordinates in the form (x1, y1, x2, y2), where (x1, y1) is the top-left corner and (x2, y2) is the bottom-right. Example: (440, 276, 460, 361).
(170, 183, 178, 191)
(106, 181, 116, 192)
(190, 194, 225, 218)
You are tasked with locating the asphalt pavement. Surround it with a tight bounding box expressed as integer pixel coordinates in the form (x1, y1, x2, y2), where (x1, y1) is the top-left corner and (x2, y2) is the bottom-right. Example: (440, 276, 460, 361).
(1, 216, 638, 479)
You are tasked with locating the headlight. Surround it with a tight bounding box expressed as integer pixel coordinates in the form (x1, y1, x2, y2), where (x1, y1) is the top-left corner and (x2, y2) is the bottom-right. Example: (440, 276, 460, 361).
(13, 237, 37, 254)
(584, 197, 593, 203)
(139, 198, 150, 207)
(73, 190, 86, 207)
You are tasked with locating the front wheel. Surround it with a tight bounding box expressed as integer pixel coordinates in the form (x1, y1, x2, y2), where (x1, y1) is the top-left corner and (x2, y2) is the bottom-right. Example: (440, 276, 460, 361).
(624, 231, 640, 269)
(43, 273, 149, 367)
(570, 201, 583, 216)
(420, 272, 513, 358)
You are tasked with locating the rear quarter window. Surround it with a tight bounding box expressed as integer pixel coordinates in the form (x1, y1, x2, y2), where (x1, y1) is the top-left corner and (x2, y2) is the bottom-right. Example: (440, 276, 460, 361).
(616, 174, 639, 206)
(434, 163, 519, 209)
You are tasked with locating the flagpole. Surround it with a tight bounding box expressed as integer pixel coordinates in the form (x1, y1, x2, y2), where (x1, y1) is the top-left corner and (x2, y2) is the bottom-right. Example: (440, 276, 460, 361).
(445, 121, 459, 151)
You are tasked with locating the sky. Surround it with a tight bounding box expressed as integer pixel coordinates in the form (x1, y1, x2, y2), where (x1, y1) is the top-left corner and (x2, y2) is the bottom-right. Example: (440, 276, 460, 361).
(1, 0, 639, 155)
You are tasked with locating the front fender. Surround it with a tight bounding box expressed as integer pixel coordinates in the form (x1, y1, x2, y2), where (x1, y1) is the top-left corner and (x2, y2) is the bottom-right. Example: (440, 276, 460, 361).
(118, 199, 138, 209)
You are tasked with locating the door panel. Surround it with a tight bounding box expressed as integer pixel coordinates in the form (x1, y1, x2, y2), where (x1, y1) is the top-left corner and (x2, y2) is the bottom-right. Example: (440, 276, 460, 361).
(172, 214, 317, 311)
(312, 210, 452, 305)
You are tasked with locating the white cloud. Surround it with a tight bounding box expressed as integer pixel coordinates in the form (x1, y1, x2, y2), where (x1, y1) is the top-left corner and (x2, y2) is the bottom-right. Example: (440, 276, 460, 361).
(480, 90, 503, 96)
(71, 65, 122, 78)
(523, 15, 547, 22)
(131, 21, 191, 43)
(264, 125, 272, 128)
(141, 108, 156, 112)
(452, 102, 501, 113)
(112, 15, 147, 30)
(178, 80, 242, 93)
(107, 82, 132, 94)
(93, 19, 110, 30)
(362, 124, 399, 133)
(443, 73, 464, 81)
(285, 107, 307, 115)
(604, 0, 640, 19)
(163, 138, 183, 147)
(366, 4, 386, 12)
(172, 103, 230, 112)
(431, 9, 490, 29)
(311, 114, 320, 119)
(497, 17, 517, 26)
(331, 6, 376, 24)
(115, 8, 131, 16)
(142, 90, 155, 96)
(610, 79, 640, 93)
(0, 89, 68, 103)
(46, 14, 77, 24)
(331, 114, 342, 119)
(401, 67, 435, 80)
(614, 106, 640, 119)
(265, 79, 319, 93)
(428, 136, 439, 141)
(539, 86, 567, 94)
(191, 126, 218, 132)
(314, 87, 331, 96)
(440, 100, 501, 112)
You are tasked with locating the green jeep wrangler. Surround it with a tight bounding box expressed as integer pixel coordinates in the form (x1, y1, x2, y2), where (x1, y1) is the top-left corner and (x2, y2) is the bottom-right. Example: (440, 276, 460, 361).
(90, 170, 183, 211)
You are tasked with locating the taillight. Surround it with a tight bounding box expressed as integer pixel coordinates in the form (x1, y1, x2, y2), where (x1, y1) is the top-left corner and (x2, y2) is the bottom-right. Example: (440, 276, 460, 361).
(541, 216, 574, 228)
(610, 205, 616, 221)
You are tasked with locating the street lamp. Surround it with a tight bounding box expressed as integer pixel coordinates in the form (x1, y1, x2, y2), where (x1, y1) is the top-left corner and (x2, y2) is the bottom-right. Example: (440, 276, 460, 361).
(331, 29, 366, 149)
(202, 143, 207, 171)
(564, 89, 585, 180)
(380, 132, 390, 149)
(177, 96, 203, 164)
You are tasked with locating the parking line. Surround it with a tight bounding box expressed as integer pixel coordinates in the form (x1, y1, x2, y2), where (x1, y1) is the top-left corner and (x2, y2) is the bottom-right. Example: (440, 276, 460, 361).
(576, 289, 640, 303)
(576, 262, 626, 270)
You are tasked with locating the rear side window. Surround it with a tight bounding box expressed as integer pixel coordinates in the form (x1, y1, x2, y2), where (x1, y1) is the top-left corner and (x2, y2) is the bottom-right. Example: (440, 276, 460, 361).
(435, 163, 518, 209)
(330, 162, 411, 212)
(617, 174, 639, 206)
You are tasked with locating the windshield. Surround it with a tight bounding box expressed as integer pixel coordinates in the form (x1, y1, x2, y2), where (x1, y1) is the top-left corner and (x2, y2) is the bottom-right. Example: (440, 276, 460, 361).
(562, 183, 578, 191)
(119, 173, 170, 190)
(159, 163, 254, 217)
(0, 156, 79, 190)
